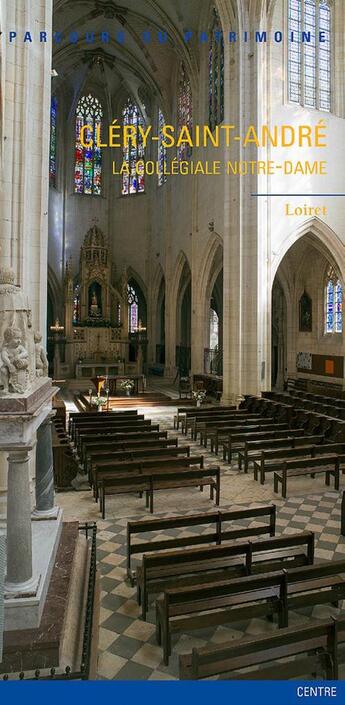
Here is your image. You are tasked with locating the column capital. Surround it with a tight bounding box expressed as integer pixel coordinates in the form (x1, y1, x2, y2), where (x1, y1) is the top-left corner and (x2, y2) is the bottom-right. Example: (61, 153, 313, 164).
(7, 447, 32, 463)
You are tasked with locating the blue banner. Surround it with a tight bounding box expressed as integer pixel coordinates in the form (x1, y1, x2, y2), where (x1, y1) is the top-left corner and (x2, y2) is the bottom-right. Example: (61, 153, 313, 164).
(0, 681, 343, 705)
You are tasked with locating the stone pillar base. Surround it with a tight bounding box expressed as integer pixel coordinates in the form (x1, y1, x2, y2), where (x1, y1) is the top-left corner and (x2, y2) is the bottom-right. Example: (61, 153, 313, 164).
(5, 573, 40, 598)
(221, 394, 243, 407)
(32, 506, 60, 520)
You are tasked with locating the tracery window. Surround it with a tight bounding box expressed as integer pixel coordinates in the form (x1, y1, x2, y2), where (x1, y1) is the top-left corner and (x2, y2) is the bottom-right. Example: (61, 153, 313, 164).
(74, 94, 103, 195)
(158, 108, 167, 186)
(127, 284, 139, 332)
(208, 7, 224, 130)
(49, 96, 57, 187)
(122, 98, 145, 195)
(325, 268, 342, 334)
(177, 63, 193, 160)
(288, 0, 331, 111)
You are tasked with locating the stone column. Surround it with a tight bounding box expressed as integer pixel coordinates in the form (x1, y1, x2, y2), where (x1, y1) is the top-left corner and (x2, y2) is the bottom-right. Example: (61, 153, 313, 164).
(5, 449, 38, 594)
(0, 452, 7, 522)
(32, 416, 59, 519)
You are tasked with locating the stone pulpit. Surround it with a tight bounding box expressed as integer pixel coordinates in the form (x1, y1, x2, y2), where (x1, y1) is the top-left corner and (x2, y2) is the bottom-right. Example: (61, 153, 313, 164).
(0, 264, 61, 631)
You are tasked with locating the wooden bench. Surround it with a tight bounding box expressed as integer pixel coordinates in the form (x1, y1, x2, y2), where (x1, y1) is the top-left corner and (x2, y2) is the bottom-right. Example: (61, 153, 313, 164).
(238, 432, 323, 473)
(274, 455, 342, 497)
(173, 405, 236, 432)
(254, 442, 345, 485)
(186, 410, 249, 438)
(79, 430, 168, 463)
(76, 423, 160, 454)
(68, 409, 138, 438)
(137, 531, 314, 619)
(179, 618, 345, 680)
(86, 445, 190, 483)
(157, 557, 345, 665)
(80, 430, 169, 462)
(222, 428, 303, 462)
(74, 418, 154, 446)
(205, 421, 290, 454)
(189, 412, 262, 441)
(190, 413, 264, 443)
(70, 413, 143, 444)
(100, 465, 221, 518)
(84, 437, 180, 474)
(93, 455, 205, 501)
(126, 504, 276, 583)
(156, 571, 289, 664)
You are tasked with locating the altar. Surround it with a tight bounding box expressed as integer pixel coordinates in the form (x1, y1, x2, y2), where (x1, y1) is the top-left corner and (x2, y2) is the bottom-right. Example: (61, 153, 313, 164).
(94, 374, 146, 395)
(76, 360, 125, 379)
(62, 226, 140, 377)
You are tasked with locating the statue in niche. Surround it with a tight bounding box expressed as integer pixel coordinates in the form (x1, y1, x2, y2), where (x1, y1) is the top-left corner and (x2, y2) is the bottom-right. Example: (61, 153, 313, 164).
(34, 331, 49, 377)
(88, 283, 102, 318)
(299, 290, 312, 332)
(0, 327, 29, 394)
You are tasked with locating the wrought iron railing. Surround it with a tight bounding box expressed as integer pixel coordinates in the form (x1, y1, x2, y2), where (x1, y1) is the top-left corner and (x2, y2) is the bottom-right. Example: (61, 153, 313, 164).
(1, 522, 97, 681)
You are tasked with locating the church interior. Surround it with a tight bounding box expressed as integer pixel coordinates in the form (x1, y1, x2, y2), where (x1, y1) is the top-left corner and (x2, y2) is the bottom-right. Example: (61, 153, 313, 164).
(2, 0, 345, 681)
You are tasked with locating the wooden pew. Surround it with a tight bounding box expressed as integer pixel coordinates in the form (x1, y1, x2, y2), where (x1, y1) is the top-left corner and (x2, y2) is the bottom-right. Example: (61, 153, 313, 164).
(93, 455, 205, 500)
(100, 465, 221, 519)
(68, 408, 138, 435)
(222, 428, 313, 462)
(238, 433, 324, 473)
(156, 558, 345, 665)
(76, 422, 160, 453)
(173, 405, 236, 431)
(87, 445, 191, 484)
(156, 572, 289, 664)
(273, 455, 342, 497)
(137, 531, 314, 619)
(188, 412, 262, 441)
(254, 442, 345, 484)
(79, 429, 168, 463)
(73, 417, 151, 446)
(179, 618, 345, 680)
(126, 504, 276, 583)
(84, 437, 179, 474)
(205, 421, 291, 454)
(200, 417, 288, 448)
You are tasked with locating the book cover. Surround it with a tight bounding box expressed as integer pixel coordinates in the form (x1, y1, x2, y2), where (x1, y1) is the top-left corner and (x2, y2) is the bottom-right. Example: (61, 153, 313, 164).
(0, 0, 344, 701)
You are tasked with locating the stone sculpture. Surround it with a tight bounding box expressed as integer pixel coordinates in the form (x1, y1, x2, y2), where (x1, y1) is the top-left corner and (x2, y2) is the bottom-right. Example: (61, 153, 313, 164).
(0, 327, 29, 394)
(34, 331, 49, 377)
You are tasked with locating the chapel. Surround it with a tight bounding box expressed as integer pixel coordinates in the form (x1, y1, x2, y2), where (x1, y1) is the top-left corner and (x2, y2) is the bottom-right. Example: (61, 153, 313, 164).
(1, 0, 345, 681)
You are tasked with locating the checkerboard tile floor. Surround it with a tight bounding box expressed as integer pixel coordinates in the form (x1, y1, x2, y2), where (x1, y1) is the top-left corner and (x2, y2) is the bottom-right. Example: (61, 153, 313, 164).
(79, 408, 345, 679)
(96, 492, 345, 680)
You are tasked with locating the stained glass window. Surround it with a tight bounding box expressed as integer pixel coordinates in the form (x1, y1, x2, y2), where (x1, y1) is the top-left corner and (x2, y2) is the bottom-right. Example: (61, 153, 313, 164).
(325, 269, 342, 333)
(177, 63, 193, 160)
(73, 285, 81, 325)
(49, 96, 57, 187)
(127, 284, 139, 332)
(158, 108, 167, 186)
(122, 98, 145, 195)
(209, 7, 224, 131)
(74, 94, 103, 195)
(288, 0, 331, 111)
